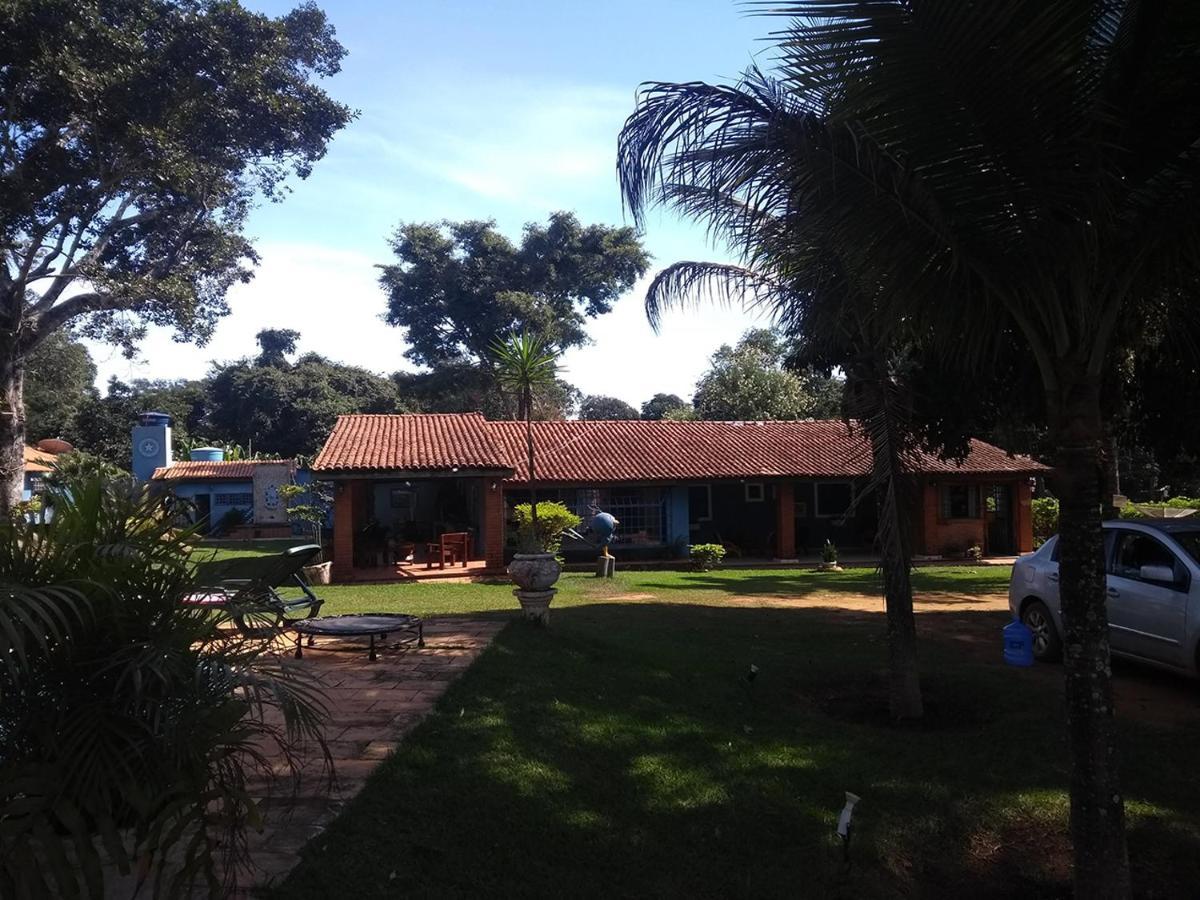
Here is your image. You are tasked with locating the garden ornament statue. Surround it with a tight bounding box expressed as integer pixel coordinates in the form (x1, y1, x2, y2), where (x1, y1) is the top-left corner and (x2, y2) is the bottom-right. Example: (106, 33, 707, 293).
(589, 506, 620, 558)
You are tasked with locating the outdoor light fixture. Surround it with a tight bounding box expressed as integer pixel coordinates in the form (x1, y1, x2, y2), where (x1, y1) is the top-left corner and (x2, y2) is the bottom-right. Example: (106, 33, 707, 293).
(837, 791, 860, 864)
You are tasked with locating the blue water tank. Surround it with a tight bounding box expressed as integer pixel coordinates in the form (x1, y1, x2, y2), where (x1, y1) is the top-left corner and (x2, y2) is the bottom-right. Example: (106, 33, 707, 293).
(1003, 619, 1034, 667)
(138, 411, 174, 427)
(189, 447, 225, 463)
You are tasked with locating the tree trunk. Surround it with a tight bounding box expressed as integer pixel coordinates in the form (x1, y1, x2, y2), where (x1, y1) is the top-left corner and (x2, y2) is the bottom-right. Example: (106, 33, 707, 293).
(852, 357, 923, 720)
(0, 339, 26, 518)
(1048, 374, 1130, 898)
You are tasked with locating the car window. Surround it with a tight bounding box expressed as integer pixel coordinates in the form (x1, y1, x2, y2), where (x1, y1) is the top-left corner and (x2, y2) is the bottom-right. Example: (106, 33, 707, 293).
(1168, 530, 1200, 568)
(1110, 531, 1188, 590)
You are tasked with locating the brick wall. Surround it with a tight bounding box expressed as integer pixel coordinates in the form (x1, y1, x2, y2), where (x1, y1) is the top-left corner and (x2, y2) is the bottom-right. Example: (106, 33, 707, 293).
(331, 479, 369, 581)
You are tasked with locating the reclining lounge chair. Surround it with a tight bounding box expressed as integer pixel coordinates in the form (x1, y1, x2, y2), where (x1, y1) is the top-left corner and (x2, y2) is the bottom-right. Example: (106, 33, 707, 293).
(185, 544, 326, 638)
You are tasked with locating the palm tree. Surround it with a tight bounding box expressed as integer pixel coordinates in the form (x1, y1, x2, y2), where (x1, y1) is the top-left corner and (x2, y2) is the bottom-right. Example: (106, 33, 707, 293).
(491, 332, 560, 538)
(618, 79, 929, 719)
(620, 3, 1200, 894)
(0, 472, 328, 897)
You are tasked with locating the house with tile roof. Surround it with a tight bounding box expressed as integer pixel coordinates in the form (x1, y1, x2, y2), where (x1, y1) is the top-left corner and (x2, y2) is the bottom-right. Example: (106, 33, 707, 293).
(131, 412, 298, 537)
(313, 413, 1046, 581)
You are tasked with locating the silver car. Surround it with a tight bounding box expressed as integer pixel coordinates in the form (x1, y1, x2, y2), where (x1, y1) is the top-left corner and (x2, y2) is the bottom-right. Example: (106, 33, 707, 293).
(1009, 519, 1200, 676)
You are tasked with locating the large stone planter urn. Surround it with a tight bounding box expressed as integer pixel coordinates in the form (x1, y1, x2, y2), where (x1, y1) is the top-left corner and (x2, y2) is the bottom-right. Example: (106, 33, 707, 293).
(508, 552, 562, 625)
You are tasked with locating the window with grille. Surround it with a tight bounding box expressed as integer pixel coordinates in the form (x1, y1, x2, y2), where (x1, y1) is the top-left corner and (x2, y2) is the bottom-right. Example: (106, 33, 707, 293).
(506, 487, 667, 545)
(214, 493, 253, 507)
(940, 484, 980, 519)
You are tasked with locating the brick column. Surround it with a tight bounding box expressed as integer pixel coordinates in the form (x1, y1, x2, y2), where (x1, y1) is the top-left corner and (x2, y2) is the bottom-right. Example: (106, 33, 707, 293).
(484, 480, 506, 571)
(775, 481, 796, 560)
(1015, 479, 1034, 554)
(920, 480, 939, 555)
(332, 478, 358, 582)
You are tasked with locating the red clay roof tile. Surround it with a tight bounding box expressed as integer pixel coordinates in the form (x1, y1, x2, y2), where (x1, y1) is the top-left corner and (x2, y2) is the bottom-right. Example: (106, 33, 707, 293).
(313, 414, 1045, 482)
(151, 460, 294, 481)
(312, 413, 511, 473)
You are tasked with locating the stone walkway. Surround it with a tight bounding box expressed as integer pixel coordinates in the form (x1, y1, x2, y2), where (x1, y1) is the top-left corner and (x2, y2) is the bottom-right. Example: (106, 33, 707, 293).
(236, 617, 504, 895)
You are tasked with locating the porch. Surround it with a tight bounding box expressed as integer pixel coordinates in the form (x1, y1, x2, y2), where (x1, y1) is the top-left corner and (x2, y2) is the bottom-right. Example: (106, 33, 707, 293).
(330, 473, 507, 583)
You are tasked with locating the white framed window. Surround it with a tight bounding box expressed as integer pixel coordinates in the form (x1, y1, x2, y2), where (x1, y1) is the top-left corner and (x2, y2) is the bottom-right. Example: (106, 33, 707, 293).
(814, 481, 854, 518)
(744, 482, 765, 503)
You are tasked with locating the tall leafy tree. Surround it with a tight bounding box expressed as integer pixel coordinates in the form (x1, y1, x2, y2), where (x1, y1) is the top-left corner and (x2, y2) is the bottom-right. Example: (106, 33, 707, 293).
(640, 393, 688, 420)
(0, 0, 353, 513)
(392, 364, 579, 420)
(579, 395, 640, 420)
(207, 352, 407, 458)
(380, 214, 649, 367)
(22, 331, 96, 442)
(72, 376, 209, 465)
(255, 328, 301, 367)
(623, 3, 1200, 893)
(692, 330, 839, 421)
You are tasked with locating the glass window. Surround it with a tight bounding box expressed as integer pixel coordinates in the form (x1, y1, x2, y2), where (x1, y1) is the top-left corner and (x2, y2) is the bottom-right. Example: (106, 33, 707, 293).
(688, 485, 712, 521)
(940, 484, 980, 519)
(815, 482, 853, 517)
(1111, 531, 1186, 589)
(744, 482, 765, 503)
(1168, 530, 1200, 568)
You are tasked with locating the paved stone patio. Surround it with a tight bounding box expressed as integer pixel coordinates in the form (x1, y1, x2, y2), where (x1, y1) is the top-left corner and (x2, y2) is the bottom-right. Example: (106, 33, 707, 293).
(236, 617, 504, 894)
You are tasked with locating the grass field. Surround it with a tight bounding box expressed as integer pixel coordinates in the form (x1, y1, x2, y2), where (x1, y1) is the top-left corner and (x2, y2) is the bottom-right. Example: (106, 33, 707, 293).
(257, 565, 1200, 899)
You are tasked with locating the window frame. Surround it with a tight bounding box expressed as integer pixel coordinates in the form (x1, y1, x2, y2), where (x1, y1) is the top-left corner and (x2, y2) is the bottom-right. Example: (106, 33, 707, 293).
(939, 483, 981, 521)
(744, 482, 765, 503)
(814, 480, 855, 518)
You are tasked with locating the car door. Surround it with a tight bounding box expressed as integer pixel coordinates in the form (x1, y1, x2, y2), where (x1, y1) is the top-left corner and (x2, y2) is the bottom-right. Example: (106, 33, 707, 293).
(1106, 529, 1190, 667)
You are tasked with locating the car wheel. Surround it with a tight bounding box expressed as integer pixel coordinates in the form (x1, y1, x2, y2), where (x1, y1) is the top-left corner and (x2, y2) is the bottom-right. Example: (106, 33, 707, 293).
(1022, 600, 1062, 662)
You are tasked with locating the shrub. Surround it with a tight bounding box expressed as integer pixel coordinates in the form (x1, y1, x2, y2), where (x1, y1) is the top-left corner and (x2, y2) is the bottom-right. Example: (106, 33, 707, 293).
(821, 539, 839, 563)
(214, 505, 250, 536)
(966, 543, 984, 561)
(0, 473, 328, 897)
(1031, 497, 1059, 547)
(689, 543, 727, 571)
(512, 501, 582, 555)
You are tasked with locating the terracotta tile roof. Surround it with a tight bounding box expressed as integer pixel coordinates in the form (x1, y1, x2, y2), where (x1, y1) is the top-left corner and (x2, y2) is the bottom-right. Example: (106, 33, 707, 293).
(313, 414, 1046, 482)
(492, 420, 1045, 483)
(151, 460, 294, 481)
(312, 414, 512, 474)
(23, 445, 58, 473)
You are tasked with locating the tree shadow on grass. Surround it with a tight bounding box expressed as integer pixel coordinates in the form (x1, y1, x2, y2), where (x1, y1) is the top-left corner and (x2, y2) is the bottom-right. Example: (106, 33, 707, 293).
(275, 603, 1200, 900)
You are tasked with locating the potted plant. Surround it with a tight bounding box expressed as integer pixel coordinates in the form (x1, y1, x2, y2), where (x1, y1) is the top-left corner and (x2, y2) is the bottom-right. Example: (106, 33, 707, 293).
(279, 481, 333, 584)
(492, 331, 565, 623)
(818, 538, 842, 572)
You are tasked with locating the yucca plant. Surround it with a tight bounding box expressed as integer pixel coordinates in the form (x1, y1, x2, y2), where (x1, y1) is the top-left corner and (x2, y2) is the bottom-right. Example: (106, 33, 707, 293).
(491, 331, 561, 540)
(0, 472, 329, 898)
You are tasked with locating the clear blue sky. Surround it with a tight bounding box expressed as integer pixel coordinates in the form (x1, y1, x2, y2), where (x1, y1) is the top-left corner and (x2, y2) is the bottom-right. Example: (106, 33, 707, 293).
(88, 0, 775, 408)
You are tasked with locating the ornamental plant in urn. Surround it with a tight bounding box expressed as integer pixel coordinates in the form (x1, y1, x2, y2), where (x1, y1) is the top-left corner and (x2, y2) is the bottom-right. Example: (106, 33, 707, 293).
(492, 331, 573, 624)
(509, 501, 581, 623)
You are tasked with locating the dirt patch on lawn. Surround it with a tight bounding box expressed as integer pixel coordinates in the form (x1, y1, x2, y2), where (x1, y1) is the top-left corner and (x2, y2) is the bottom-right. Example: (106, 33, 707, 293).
(725, 590, 1009, 613)
(736, 589, 1199, 728)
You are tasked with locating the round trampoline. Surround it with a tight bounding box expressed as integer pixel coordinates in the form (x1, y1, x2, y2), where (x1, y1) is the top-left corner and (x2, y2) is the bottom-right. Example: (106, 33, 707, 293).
(288, 613, 425, 661)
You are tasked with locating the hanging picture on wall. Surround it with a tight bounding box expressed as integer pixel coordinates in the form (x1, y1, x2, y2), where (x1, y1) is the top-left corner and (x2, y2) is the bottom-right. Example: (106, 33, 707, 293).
(390, 488, 415, 521)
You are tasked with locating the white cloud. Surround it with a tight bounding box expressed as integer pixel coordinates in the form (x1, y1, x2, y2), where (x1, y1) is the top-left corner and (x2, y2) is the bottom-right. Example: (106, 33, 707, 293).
(87, 241, 409, 385)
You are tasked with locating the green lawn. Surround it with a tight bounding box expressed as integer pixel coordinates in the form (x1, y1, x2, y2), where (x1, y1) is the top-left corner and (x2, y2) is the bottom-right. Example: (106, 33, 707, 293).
(285, 564, 1015, 619)
(265, 568, 1200, 898)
